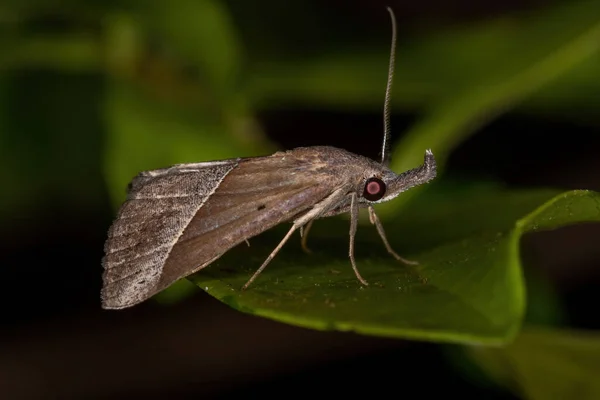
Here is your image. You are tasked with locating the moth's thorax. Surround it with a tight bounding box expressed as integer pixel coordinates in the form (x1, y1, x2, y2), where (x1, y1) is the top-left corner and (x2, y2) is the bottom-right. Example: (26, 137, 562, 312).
(285, 146, 408, 202)
(285, 145, 390, 180)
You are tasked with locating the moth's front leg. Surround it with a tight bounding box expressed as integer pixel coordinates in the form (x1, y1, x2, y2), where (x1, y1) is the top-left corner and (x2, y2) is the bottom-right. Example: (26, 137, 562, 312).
(348, 192, 369, 285)
(368, 206, 417, 265)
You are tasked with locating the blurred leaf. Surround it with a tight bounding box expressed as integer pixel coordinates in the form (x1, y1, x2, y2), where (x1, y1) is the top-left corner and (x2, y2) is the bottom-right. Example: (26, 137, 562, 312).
(247, 1, 600, 118)
(442, 263, 567, 393)
(125, 0, 241, 101)
(390, 1, 600, 174)
(0, 35, 101, 72)
(0, 72, 106, 219)
(468, 326, 600, 400)
(187, 189, 600, 344)
(5, 1, 599, 124)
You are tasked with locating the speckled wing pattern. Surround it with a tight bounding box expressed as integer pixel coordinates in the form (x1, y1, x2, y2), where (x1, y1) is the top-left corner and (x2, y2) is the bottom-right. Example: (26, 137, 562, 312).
(101, 161, 238, 309)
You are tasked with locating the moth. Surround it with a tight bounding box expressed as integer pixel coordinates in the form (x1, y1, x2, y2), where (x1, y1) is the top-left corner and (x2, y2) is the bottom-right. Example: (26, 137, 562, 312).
(101, 8, 437, 310)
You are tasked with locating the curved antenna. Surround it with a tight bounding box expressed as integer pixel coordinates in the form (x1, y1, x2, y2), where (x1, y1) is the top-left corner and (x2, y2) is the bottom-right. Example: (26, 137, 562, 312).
(381, 6, 397, 166)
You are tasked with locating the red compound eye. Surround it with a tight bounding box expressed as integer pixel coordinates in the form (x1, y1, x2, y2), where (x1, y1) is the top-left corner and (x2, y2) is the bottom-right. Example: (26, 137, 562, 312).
(363, 177, 386, 201)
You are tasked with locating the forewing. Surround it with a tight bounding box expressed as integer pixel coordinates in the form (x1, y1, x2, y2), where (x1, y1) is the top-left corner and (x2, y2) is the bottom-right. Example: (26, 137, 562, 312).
(101, 161, 237, 309)
(102, 153, 337, 309)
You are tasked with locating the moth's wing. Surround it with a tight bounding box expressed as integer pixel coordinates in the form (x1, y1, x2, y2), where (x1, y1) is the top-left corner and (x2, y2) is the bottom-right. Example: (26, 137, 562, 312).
(101, 154, 336, 309)
(101, 160, 238, 309)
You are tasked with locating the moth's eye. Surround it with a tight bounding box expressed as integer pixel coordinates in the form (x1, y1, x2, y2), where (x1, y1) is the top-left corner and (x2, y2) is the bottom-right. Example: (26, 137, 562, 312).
(363, 177, 386, 201)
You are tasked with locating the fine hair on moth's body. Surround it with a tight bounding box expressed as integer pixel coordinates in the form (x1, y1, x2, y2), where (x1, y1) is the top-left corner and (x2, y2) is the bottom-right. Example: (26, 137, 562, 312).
(100, 7, 437, 310)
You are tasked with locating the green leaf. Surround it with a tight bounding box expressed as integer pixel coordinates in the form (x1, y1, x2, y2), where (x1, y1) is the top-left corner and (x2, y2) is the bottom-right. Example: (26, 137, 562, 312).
(125, 0, 241, 100)
(468, 327, 600, 400)
(188, 189, 600, 345)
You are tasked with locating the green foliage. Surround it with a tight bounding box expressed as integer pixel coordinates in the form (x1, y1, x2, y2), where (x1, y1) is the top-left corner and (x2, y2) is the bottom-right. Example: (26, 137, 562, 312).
(190, 189, 600, 345)
(468, 327, 600, 400)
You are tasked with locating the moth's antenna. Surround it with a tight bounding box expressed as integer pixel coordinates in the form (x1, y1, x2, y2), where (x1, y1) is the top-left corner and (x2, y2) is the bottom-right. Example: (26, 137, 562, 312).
(381, 6, 397, 166)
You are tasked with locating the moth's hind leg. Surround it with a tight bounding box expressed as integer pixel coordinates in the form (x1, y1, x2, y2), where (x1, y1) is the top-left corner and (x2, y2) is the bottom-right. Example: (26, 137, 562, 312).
(242, 187, 347, 291)
(299, 220, 314, 254)
(368, 206, 418, 265)
(242, 224, 299, 290)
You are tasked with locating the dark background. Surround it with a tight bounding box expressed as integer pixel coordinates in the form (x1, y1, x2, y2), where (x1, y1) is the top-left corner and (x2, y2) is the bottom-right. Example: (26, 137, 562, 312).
(1, 0, 599, 398)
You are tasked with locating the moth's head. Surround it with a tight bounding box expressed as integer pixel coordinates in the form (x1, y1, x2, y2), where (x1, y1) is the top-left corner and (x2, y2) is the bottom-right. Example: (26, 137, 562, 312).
(358, 149, 436, 205)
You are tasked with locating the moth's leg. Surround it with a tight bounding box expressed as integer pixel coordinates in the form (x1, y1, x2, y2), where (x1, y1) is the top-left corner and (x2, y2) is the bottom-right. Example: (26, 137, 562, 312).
(349, 193, 369, 285)
(300, 220, 314, 254)
(242, 188, 347, 290)
(368, 206, 417, 265)
(242, 224, 298, 290)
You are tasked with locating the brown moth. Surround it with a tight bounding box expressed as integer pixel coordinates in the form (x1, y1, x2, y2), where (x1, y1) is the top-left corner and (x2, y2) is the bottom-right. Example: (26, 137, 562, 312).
(101, 8, 437, 309)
